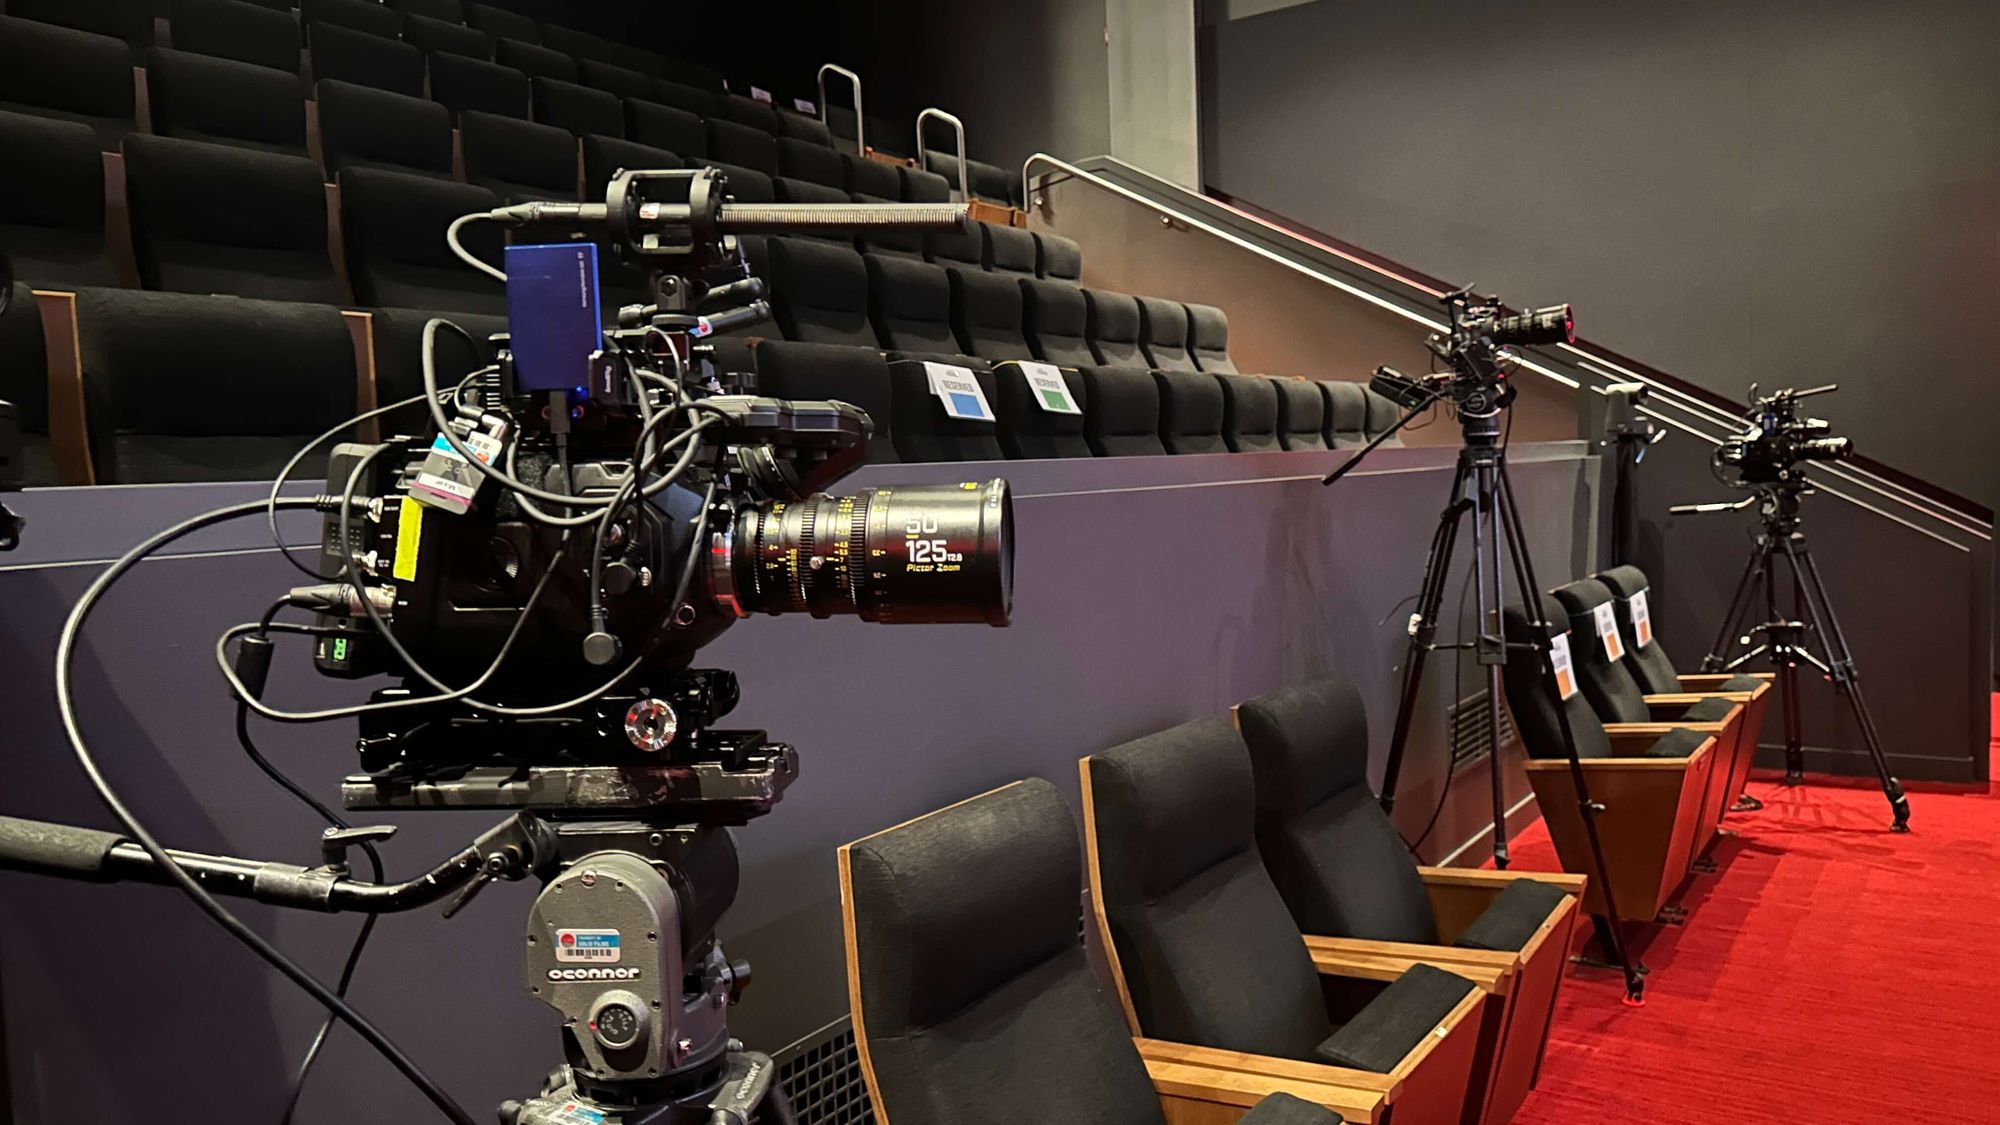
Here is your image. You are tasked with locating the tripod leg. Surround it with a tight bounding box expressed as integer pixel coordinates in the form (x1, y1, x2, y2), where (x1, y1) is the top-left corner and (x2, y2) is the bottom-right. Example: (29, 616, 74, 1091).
(1784, 540, 1911, 831)
(1703, 543, 1764, 672)
(1379, 459, 1473, 816)
(1763, 547, 1807, 786)
(1494, 460, 1645, 1004)
(1469, 459, 1511, 868)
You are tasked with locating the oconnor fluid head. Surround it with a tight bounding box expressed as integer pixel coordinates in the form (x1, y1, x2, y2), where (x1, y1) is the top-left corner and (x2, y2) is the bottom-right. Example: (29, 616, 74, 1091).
(0, 167, 1013, 1125)
(1710, 382, 1854, 489)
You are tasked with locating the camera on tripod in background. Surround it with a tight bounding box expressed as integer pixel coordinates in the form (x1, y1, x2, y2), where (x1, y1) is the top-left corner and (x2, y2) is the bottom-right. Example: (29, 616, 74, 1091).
(1711, 383, 1855, 488)
(1367, 287, 1575, 431)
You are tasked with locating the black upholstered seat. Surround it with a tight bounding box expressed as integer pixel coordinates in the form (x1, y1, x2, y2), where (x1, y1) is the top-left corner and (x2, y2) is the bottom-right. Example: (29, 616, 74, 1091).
(576, 58, 652, 101)
(531, 76, 622, 139)
(1552, 578, 1738, 727)
(1502, 594, 1707, 762)
(1274, 379, 1327, 451)
(465, 1, 539, 45)
(308, 20, 423, 96)
(775, 137, 843, 188)
(71, 288, 355, 482)
(1185, 303, 1237, 373)
(1022, 279, 1093, 367)
(986, 224, 1039, 277)
(170, 0, 299, 74)
(772, 177, 848, 211)
(1137, 296, 1199, 372)
(581, 136, 678, 199)
(0, 110, 117, 286)
(843, 153, 901, 201)
(924, 220, 985, 270)
(864, 253, 956, 356)
(842, 779, 1341, 1125)
(1085, 289, 1145, 367)
(543, 24, 613, 65)
(0, 279, 57, 483)
(494, 36, 571, 82)
(706, 119, 778, 176)
(1219, 374, 1281, 452)
(948, 267, 1032, 361)
(1085, 716, 1480, 1069)
(766, 238, 874, 347)
(428, 53, 528, 119)
(851, 194, 926, 259)
(124, 134, 342, 303)
(623, 100, 703, 158)
(774, 110, 834, 148)
(0, 16, 137, 147)
(147, 48, 306, 156)
(751, 340, 897, 465)
(1080, 367, 1166, 457)
(710, 95, 777, 134)
(402, 14, 488, 61)
(367, 305, 506, 435)
(340, 167, 501, 314)
(1036, 232, 1083, 281)
(7, 0, 152, 58)
(898, 165, 951, 204)
(886, 356, 1003, 463)
(318, 80, 452, 178)
(695, 161, 773, 203)
(389, 0, 464, 23)
(923, 150, 1012, 204)
(1363, 386, 1405, 446)
(1155, 370, 1228, 455)
(301, 0, 399, 38)
(1596, 565, 1764, 696)
(992, 361, 1090, 459)
(459, 110, 578, 201)
(649, 78, 715, 119)
(1321, 381, 1369, 449)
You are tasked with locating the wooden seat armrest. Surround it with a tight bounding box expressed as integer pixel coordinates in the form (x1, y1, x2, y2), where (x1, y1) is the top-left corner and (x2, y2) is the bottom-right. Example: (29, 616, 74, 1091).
(1382, 988, 1487, 1084)
(1304, 935, 1513, 992)
(1136, 1032, 1400, 1096)
(1414, 866, 1588, 895)
(1599, 729, 1719, 759)
(1677, 672, 1775, 688)
(1644, 691, 1753, 706)
(1602, 721, 1724, 735)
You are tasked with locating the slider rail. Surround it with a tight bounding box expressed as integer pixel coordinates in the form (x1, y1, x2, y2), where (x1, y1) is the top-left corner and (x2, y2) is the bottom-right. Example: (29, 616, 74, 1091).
(1019, 151, 1991, 543)
(816, 62, 864, 155)
(916, 107, 971, 202)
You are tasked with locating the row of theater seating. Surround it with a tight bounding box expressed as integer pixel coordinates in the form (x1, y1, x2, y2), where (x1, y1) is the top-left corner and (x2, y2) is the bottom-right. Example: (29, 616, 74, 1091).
(842, 669, 1586, 1125)
(0, 0, 1023, 205)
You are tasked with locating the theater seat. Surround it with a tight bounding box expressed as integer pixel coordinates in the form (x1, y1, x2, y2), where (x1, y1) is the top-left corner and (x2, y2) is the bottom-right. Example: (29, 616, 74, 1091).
(1137, 296, 1198, 372)
(1322, 381, 1369, 448)
(1081, 717, 1487, 1125)
(775, 137, 843, 189)
(402, 14, 489, 62)
(947, 267, 1032, 361)
(1021, 278, 1093, 367)
(695, 161, 773, 203)
(841, 780, 1342, 1125)
(459, 110, 579, 201)
(1237, 676, 1584, 1125)
(367, 304, 506, 435)
(301, 0, 399, 38)
(706, 119, 778, 177)
(466, 1, 540, 46)
(576, 58, 652, 102)
(0, 111, 118, 286)
(843, 153, 901, 201)
(923, 150, 1012, 205)
(772, 177, 848, 212)
(898, 165, 950, 204)
(542, 24, 612, 65)
(1155, 370, 1227, 455)
(766, 237, 874, 347)
(124, 134, 343, 303)
(886, 356, 1003, 463)
(532, 76, 622, 139)
(581, 136, 678, 198)
(318, 80, 452, 178)
(864, 253, 956, 356)
(1501, 595, 1722, 922)
(1275, 378, 1327, 451)
(1084, 289, 1144, 367)
(308, 21, 424, 96)
(750, 340, 897, 465)
(147, 48, 307, 156)
(170, 0, 299, 74)
(1036, 232, 1083, 281)
(1218, 374, 1280, 452)
(775, 110, 834, 148)
(7, 0, 152, 58)
(340, 167, 501, 314)
(390, 0, 464, 23)
(624, 99, 703, 158)
(923, 221, 985, 271)
(495, 37, 571, 83)
(1364, 386, 1406, 446)
(0, 279, 57, 484)
(428, 53, 528, 120)
(992, 361, 1090, 459)
(1186, 303, 1237, 373)
(710, 95, 777, 134)
(649, 78, 715, 119)
(849, 193, 925, 259)
(1079, 367, 1165, 457)
(986, 223, 1039, 277)
(0, 16, 138, 147)
(67, 288, 355, 483)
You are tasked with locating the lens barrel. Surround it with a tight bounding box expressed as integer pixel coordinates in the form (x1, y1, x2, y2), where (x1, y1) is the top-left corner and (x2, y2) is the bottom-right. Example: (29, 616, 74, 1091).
(1489, 304, 1575, 346)
(712, 479, 1012, 625)
(1797, 436, 1854, 463)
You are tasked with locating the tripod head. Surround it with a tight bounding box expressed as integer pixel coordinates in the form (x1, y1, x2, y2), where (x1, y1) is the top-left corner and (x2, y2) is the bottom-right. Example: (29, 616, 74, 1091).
(1669, 383, 1855, 534)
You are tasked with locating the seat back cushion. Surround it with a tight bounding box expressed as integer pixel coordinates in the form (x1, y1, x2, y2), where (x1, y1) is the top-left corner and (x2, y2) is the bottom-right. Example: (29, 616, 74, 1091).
(1551, 577, 1651, 723)
(1154, 370, 1226, 455)
(1594, 564, 1682, 694)
(1274, 378, 1326, 450)
(1079, 367, 1165, 457)
(1218, 374, 1280, 453)
(1501, 593, 1616, 761)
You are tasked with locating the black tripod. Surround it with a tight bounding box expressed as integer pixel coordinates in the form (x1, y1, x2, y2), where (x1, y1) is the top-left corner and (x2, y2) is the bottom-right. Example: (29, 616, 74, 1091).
(1678, 485, 1911, 830)
(1326, 384, 1646, 1002)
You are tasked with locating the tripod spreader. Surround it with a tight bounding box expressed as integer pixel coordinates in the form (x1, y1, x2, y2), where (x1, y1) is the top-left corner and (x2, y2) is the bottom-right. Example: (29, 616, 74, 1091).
(0, 811, 553, 914)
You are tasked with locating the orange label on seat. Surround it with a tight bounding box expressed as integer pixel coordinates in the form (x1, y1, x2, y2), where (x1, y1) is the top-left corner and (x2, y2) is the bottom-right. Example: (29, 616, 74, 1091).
(1593, 602, 1626, 662)
(1631, 589, 1654, 648)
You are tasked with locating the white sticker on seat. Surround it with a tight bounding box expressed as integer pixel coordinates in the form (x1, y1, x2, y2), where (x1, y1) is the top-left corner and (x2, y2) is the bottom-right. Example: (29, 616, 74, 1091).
(1631, 589, 1654, 648)
(924, 362, 995, 422)
(1550, 632, 1580, 700)
(1017, 361, 1080, 414)
(1593, 601, 1626, 662)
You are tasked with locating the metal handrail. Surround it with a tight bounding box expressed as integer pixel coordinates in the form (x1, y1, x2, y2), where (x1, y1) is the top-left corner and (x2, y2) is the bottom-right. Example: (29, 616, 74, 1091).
(815, 63, 863, 156)
(1021, 151, 1991, 540)
(917, 107, 970, 202)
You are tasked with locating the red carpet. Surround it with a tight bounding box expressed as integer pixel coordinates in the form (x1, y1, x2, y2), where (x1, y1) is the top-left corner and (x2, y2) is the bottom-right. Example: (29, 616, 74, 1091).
(1510, 751, 2000, 1124)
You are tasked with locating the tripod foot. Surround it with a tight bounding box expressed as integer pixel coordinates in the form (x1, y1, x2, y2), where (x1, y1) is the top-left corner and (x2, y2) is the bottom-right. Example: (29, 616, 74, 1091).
(1621, 989, 1646, 1009)
(1783, 770, 1804, 787)
(1730, 793, 1764, 812)
(1886, 779, 1911, 833)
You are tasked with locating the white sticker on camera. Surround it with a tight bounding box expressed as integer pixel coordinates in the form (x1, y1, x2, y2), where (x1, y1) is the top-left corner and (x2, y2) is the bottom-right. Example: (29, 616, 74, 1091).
(1630, 589, 1654, 648)
(924, 362, 994, 422)
(1593, 601, 1625, 662)
(1017, 361, 1080, 415)
(1549, 632, 1580, 700)
(554, 929, 621, 964)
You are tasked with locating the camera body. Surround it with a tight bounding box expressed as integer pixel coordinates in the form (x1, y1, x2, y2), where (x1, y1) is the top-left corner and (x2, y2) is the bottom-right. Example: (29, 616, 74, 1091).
(1368, 288, 1576, 437)
(1715, 383, 1854, 486)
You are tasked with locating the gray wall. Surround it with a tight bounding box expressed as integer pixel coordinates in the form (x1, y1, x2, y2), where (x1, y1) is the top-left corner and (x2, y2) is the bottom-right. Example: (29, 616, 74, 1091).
(1, 445, 1598, 1123)
(1202, 0, 2000, 512)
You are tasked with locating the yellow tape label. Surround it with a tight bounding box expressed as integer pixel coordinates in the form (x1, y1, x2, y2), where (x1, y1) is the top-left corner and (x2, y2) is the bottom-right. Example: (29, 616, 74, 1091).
(392, 499, 424, 582)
